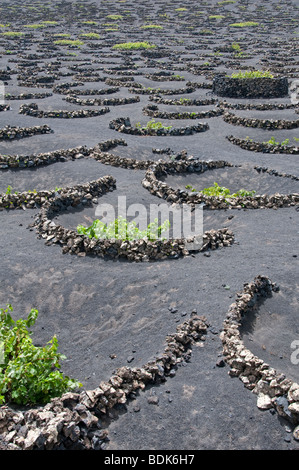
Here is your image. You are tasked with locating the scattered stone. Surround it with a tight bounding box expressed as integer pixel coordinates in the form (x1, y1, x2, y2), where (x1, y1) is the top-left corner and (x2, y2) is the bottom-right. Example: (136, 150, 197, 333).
(293, 426, 299, 441)
(147, 396, 159, 405)
(216, 359, 225, 368)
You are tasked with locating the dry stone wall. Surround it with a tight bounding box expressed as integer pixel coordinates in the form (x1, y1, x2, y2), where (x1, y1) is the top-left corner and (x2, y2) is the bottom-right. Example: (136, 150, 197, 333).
(220, 275, 299, 431)
(142, 160, 299, 210)
(213, 76, 288, 98)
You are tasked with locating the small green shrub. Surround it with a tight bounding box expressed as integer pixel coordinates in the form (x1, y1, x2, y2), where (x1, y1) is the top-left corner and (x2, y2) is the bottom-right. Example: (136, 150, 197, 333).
(0, 305, 82, 406)
(80, 33, 101, 39)
(229, 21, 259, 27)
(77, 216, 170, 241)
(24, 24, 46, 29)
(229, 70, 274, 78)
(1, 31, 24, 37)
(135, 119, 172, 133)
(54, 39, 84, 46)
(81, 20, 98, 25)
(185, 182, 256, 198)
(112, 41, 156, 50)
(106, 14, 123, 20)
(5, 185, 13, 195)
(41, 21, 58, 25)
(263, 137, 290, 146)
(198, 29, 214, 35)
(217, 0, 236, 4)
(140, 25, 163, 29)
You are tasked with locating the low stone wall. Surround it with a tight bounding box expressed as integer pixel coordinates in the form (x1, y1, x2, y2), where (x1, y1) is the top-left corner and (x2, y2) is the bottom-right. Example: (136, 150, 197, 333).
(0, 125, 53, 141)
(219, 101, 296, 111)
(220, 275, 299, 433)
(91, 150, 155, 169)
(0, 188, 56, 211)
(5, 92, 52, 100)
(105, 76, 135, 83)
(19, 103, 110, 119)
(109, 117, 209, 136)
(142, 160, 299, 210)
(226, 135, 299, 154)
(129, 86, 195, 95)
(104, 68, 140, 76)
(32, 181, 234, 262)
(72, 74, 105, 82)
(0, 175, 114, 210)
(53, 85, 119, 95)
(144, 73, 185, 82)
(186, 80, 213, 89)
(52, 82, 84, 93)
(149, 96, 218, 106)
(104, 78, 140, 88)
(97, 138, 127, 152)
(0, 315, 208, 450)
(143, 104, 223, 119)
(0, 145, 92, 169)
(222, 111, 299, 129)
(65, 95, 140, 106)
(213, 76, 289, 98)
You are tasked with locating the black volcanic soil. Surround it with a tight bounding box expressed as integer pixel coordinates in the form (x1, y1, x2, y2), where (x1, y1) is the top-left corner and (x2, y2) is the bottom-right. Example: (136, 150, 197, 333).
(0, 0, 298, 451)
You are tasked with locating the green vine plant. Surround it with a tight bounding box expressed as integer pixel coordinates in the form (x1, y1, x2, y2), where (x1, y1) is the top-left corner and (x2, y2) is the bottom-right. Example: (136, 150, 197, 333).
(185, 182, 256, 199)
(135, 119, 173, 133)
(262, 137, 299, 146)
(112, 41, 156, 50)
(0, 305, 82, 406)
(229, 70, 274, 78)
(77, 216, 170, 241)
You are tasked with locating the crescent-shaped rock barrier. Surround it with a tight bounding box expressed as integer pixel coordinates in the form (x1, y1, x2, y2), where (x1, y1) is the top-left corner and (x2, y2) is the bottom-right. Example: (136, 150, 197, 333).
(104, 75, 135, 82)
(0, 140, 129, 169)
(128, 86, 196, 95)
(142, 104, 223, 119)
(91, 150, 155, 169)
(64, 95, 140, 106)
(0, 125, 53, 141)
(72, 74, 106, 83)
(32, 178, 234, 262)
(222, 111, 299, 130)
(149, 96, 218, 106)
(104, 78, 140, 88)
(53, 85, 119, 96)
(220, 275, 299, 428)
(5, 92, 53, 100)
(0, 145, 92, 169)
(0, 176, 115, 211)
(144, 73, 185, 82)
(109, 117, 209, 136)
(219, 101, 297, 111)
(226, 135, 299, 154)
(141, 160, 299, 210)
(19, 103, 110, 119)
(186, 81, 213, 89)
(213, 76, 289, 98)
(0, 314, 209, 450)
